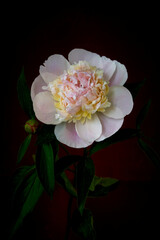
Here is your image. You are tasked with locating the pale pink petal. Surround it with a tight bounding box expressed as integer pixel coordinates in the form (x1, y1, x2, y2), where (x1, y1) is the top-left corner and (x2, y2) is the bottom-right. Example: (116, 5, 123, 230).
(109, 60, 128, 86)
(96, 113, 124, 142)
(102, 56, 116, 82)
(40, 54, 70, 84)
(68, 48, 103, 68)
(103, 106, 124, 119)
(33, 91, 61, 125)
(107, 86, 133, 117)
(31, 75, 47, 101)
(54, 122, 91, 148)
(75, 113, 102, 142)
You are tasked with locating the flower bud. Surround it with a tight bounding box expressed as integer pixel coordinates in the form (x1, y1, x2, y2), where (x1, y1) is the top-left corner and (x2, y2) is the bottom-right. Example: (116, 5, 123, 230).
(24, 119, 39, 134)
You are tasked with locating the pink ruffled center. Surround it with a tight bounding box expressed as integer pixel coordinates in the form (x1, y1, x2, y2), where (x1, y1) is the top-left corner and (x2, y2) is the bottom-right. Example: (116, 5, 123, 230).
(49, 61, 111, 123)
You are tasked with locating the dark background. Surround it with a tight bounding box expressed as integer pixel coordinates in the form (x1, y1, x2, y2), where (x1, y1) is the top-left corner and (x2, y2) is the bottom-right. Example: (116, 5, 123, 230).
(1, 4, 160, 240)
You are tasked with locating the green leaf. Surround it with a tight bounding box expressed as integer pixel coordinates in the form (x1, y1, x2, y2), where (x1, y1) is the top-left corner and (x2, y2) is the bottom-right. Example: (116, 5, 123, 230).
(72, 208, 96, 240)
(17, 134, 32, 164)
(17, 67, 35, 118)
(9, 168, 43, 239)
(89, 176, 102, 191)
(88, 176, 119, 197)
(56, 172, 77, 197)
(89, 128, 139, 156)
(36, 143, 55, 198)
(98, 177, 119, 187)
(124, 78, 146, 99)
(76, 157, 95, 215)
(138, 139, 160, 170)
(55, 155, 83, 175)
(89, 176, 119, 191)
(136, 99, 152, 129)
(10, 165, 36, 202)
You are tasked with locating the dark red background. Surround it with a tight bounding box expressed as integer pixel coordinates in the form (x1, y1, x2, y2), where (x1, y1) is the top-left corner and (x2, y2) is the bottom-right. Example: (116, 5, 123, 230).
(1, 4, 160, 240)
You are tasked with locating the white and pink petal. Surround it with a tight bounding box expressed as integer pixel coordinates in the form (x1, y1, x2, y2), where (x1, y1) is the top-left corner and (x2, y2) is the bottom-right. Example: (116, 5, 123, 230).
(109, 60, 128, 87)
(105, 86, 133, 118)
(96, 113, 124, 142)
(54, 122, 91, 148)
(101, 56, 116, 82)
(75, 113, 102, 143)
(40, 54, 70, 84)
(103, 106, 124, 119)
(68, 48, 103, 69)
(33, 91, 61, 125)
(31, 75, 47, 101)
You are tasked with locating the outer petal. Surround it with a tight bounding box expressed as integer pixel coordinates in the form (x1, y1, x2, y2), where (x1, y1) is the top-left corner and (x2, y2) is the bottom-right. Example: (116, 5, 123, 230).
(96, 113, 124, 142)
(54, 122, 91, 148)
(68, 48, 103, 68)
(40, 54, 70, 84)
(75, 113, 102, 142)
(105, 86, 133, 118)
(103, 106, 124, 119)
(109, 60, 128, 86)
(33, 91, 61, 125)
(31, 75, 47, 101)
(102, 56, 116, 82)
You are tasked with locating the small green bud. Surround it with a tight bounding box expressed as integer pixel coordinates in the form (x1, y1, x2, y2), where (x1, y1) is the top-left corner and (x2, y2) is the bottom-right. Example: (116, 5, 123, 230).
(24, 119, 39, 134)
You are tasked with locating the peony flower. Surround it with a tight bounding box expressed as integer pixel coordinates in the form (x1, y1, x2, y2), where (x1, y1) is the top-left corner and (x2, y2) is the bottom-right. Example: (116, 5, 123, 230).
(31, 49, 133, 148)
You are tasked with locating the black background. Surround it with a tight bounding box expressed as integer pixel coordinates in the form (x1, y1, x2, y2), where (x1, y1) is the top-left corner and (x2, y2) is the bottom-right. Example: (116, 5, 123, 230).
(1, 3, 160, 240)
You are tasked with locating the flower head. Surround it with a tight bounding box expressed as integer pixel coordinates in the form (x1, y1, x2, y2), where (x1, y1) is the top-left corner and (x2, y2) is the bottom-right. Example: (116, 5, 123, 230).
(31, 49, 133, 148)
